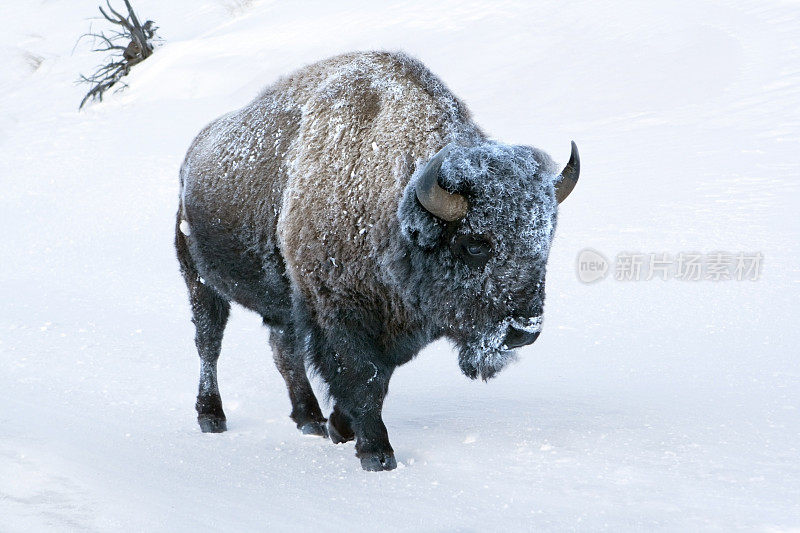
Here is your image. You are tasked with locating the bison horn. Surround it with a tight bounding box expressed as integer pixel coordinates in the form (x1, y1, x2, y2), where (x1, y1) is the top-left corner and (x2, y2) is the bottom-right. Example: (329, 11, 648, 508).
(415, 143, 468, 222)
(555, 141, 580, 204)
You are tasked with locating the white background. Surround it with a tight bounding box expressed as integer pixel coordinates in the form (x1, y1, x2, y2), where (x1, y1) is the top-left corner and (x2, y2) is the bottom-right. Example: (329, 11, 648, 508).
(1, 1, 798, 530)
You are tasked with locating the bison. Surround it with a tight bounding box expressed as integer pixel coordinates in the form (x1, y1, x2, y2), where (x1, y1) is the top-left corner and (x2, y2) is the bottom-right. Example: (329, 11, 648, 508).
(176, 51, 580, 471)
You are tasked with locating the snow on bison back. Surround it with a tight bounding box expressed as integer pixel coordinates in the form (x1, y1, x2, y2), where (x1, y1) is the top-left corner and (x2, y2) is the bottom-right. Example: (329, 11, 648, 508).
(175, 50, 580, 471)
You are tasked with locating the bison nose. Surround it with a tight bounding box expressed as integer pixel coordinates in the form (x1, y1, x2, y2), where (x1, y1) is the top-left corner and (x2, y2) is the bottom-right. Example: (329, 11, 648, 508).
(503, 327, 541, 350)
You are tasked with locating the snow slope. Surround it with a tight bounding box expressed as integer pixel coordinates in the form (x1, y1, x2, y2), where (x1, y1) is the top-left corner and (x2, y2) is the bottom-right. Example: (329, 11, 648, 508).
(1, 0, 798, 530)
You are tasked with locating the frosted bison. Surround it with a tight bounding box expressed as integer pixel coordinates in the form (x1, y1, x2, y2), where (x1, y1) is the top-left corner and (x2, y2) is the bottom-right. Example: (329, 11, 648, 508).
(176, 51, 580, 471)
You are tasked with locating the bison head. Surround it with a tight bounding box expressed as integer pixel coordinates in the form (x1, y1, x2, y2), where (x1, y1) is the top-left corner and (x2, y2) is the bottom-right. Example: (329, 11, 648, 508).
(397, 140, 579, 380)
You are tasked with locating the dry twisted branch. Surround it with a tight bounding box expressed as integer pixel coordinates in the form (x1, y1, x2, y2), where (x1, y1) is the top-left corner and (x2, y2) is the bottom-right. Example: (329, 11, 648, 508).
(78, 0, 159, 109)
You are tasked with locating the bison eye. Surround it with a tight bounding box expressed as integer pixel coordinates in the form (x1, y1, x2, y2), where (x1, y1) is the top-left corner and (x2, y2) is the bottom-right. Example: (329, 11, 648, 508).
(453, 234, 492, 268)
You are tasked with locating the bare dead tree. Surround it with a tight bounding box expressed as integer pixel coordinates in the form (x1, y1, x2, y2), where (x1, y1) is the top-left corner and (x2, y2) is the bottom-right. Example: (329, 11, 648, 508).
(78, 0, 159, 109)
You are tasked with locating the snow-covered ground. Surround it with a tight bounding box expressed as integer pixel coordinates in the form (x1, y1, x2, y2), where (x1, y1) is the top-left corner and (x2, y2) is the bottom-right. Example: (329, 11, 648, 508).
(1, 1, 798, 530)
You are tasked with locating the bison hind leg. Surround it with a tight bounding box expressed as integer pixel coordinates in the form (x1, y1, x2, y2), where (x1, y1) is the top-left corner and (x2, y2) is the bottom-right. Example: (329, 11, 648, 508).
(268, 322, 328, 438)
(177, 223, 231, 434)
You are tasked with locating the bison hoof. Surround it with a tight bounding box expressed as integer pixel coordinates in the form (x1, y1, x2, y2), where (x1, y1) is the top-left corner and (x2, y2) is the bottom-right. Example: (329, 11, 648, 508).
(198, 415, 227, 433)
(299, 421, 329, 438)
(196, 393, 226, 432)
(359, 451, 397, 472)
(327, 419, 354, 444)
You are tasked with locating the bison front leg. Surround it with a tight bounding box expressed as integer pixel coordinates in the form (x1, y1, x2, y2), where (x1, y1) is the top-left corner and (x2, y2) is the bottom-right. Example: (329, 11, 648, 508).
(325, 353, 396, 471)
(327, 404, 355, 444)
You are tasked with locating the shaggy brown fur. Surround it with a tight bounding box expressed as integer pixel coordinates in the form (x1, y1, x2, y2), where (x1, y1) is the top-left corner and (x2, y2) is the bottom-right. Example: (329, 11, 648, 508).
(277, 52, 484, 336)
(183, 52, 480, 318)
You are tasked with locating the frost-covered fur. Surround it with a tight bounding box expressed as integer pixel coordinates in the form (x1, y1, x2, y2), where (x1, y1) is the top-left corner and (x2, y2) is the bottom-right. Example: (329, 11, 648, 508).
(177, 51, 562, 471)
(397, 141, 557, 379)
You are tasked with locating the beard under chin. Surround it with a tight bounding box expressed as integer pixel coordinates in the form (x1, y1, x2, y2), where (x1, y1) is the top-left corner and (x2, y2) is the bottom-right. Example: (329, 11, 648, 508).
(458, 344, 518, 381)
(454, 315, 542, 381)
